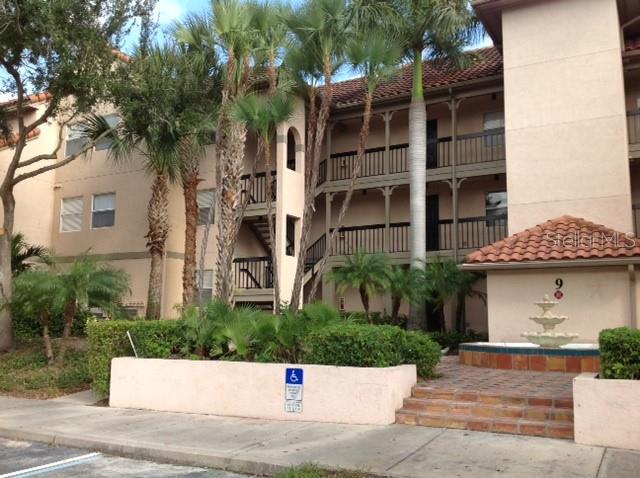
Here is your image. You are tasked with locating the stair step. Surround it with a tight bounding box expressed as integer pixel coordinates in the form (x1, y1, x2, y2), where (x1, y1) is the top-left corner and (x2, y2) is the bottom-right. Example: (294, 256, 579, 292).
(411, 386, 573, 408)
(396, 410, 574, 439)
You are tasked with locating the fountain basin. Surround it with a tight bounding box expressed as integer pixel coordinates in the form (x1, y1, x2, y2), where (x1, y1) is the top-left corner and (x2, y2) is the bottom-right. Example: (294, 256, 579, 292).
(521, 332, 579, 348)
(459, 342, 599, 373)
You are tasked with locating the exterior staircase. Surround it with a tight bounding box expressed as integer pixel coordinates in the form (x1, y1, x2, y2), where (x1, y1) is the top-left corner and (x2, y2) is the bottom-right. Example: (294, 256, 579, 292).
(396, 385, 574, 439)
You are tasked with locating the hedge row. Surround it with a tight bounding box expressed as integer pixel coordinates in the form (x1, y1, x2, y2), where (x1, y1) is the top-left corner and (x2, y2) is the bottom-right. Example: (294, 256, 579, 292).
(305, 324, 441, 378)
(599, 327, 640, 380)
(86, 319, 184, 397)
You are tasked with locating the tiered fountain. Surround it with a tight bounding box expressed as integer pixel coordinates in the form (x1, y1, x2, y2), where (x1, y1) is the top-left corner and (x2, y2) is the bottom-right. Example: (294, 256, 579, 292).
(459, 294, 599, 373)
(521, 295, 579, 348)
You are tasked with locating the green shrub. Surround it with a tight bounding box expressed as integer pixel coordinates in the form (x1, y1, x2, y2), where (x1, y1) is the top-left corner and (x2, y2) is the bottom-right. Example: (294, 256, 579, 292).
(346, 311, 407, 328)
(599, 327, 640, 380)
(86, 318, 184, 397)
(428, 330, 487, 351)
(404, 331, 441, 378)
(304, 324, 406, 368)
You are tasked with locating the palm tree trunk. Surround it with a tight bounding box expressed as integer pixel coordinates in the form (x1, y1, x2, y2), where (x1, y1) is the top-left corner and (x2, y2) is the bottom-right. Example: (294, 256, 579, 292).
(359, 285, 371, 323)
(145, 173, 170, 319)
(407, 50, 427, 330)
(391, 295, 401, 324)
(263, 138, 281, 313)
(290, 59, 333, 309)
(308, 89, 374, 301)
(0, 188, 15, 352)
(215, 119, 247, 306)
(62, 298, 76, 339)
(41, 311, 54, 365)
(182, 169, 199, 306)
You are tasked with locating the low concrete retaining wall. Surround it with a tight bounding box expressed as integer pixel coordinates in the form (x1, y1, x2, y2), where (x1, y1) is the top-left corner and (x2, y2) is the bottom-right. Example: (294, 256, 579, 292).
(573, 373, 640, 451)
(109, 358, 416, 425)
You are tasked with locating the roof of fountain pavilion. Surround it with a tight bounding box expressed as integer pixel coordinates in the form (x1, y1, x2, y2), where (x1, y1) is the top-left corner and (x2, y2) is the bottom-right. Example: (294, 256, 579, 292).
(462, 215, 640, 269)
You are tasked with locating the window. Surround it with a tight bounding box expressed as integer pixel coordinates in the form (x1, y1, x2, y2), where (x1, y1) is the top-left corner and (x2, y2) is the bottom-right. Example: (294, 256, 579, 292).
(60, 197, 83, 232)
(95, 114, 120, 151)
(64, 124, 89, 158)
(92, 193, 116, 229)
(287, 130, 296, 170)
(483, 111, 505, 147)
(286, 216, 296, 256)
(198, 269, 214, 303)
(197, 189, 215, 226)
(485, 191, 507, 225)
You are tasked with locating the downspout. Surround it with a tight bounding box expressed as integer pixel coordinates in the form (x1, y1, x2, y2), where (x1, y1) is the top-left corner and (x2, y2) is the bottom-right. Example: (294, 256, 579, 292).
(629, 264, 637, 329)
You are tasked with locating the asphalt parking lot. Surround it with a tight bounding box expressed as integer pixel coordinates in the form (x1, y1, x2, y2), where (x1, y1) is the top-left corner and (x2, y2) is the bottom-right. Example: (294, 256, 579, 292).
(0, 438, 248, 477)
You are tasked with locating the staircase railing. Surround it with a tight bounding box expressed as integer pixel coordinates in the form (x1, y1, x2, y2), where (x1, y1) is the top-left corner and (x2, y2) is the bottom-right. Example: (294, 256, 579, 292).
(233, 256, 273, 289)
(240, 171, 277, 205)
(305, 234, 326, 272)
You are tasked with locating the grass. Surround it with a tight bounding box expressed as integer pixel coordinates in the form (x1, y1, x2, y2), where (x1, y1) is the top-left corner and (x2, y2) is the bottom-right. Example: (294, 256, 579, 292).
(276, 465, 375, 478)
(0, 341, 91, 399)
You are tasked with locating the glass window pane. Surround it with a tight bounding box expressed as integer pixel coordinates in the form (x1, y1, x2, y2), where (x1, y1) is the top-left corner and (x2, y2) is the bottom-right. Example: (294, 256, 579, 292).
(197, 189, 214, 226)
(60, 197, 83, 232)
(95, 114, 120, 151)
(92, 210, 115, 228)
(93, 193, 115, 211)
(486, 191, 508, 224)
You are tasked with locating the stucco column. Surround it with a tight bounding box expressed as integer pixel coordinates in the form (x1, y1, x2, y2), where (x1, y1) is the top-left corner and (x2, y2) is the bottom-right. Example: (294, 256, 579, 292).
(325, 122, 334, 182)
(383, 111, 394, 175)
(449, 95, 462, 261)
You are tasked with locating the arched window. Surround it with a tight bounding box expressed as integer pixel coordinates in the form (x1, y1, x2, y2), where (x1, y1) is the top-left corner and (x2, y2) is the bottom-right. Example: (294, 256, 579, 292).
(287, 129, 297, 171)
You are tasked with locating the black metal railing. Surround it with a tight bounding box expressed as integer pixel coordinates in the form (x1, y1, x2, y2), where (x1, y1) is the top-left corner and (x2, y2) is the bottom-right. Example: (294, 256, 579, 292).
(326, 129, 506, 181)
(305, 217, 508, 258)
(233, 256, 273, 289)
(628, 110, 640, 145)
(240, 171, 277, 205)
(305, 234, 326, 272)
(317, 160, 327, 186)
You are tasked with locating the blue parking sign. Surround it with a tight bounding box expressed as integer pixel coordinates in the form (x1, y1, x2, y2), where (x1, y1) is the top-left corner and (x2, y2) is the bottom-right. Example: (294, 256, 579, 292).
(285, 368, 303, 385)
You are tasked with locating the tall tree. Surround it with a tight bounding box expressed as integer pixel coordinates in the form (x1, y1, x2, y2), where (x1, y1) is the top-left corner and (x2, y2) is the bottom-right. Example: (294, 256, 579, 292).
(286, 0, 350, 309)
(0, 0, 152, 352)
(308, 35, 402, 301)
(84, 45, 201, 319)
(178, 0, 257, 306)
(390, 0, 479, 329)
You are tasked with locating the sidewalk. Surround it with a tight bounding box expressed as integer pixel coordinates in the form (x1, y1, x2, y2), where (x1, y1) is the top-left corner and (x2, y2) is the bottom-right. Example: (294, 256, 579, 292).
(0, 395, 638, 478)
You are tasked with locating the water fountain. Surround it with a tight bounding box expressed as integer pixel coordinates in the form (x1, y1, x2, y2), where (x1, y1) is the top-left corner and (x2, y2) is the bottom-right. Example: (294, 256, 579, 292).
(521, 295, 579, 348)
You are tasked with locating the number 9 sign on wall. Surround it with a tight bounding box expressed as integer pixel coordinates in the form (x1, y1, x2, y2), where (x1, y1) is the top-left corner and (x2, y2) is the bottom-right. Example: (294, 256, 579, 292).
(554, 278, 564, 300)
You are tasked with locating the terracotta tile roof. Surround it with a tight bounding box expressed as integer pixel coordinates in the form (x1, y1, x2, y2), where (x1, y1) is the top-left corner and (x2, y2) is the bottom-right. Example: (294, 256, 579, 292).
(465, 215, 640, 264)
(0, 92, 52, 110)
(330, 47, 503, 109)
(0, 128, 41, 150)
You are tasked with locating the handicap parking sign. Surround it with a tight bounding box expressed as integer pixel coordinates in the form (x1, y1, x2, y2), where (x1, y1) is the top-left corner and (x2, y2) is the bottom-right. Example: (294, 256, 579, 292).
(285, 368, 303, 385)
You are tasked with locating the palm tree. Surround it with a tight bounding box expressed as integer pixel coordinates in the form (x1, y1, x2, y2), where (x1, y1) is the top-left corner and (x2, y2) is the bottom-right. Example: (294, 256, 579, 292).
(12, 270, 64, 364)
(84, 46, 197, 318)
(286, 0, 351, 309)
(386, 265, 421, 324)
(327, 250, 389, 321)
(234, 92, 293, 313)
(308, 34, 402, 301)
(11, 233, 50, 275)
(58, 257, 130, 338)
(389, 0, 479, 329)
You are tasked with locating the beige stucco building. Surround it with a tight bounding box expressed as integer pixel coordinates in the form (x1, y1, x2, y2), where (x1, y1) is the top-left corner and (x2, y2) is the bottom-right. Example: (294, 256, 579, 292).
(3, 0, 640, 337)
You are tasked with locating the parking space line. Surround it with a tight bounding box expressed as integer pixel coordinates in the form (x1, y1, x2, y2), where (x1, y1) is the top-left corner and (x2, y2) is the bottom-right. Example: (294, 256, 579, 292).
(0, 452, 101, 477)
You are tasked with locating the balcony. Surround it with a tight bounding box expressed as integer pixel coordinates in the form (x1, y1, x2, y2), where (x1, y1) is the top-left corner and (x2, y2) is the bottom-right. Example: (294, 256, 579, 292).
(304, 217, 509, 270)
(233, 256, 273, 289)
(317, 129, 505, 185)
(629, 111, 640, 159)
(241, 171, 276, 205)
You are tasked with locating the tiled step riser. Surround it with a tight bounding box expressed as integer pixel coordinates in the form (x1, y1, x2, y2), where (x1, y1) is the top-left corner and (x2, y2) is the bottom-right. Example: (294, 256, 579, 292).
(411, 388, 573, 409)
(396, 412, 574, 439)
(402, 400, 574, 422)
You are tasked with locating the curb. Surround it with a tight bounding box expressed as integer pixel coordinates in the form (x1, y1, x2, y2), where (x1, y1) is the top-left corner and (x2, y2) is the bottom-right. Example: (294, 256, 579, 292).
(0, 426, 292, 476)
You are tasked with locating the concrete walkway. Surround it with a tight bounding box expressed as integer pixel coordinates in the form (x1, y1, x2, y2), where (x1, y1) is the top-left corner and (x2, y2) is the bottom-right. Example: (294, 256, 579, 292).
(0, 395, 638, 478)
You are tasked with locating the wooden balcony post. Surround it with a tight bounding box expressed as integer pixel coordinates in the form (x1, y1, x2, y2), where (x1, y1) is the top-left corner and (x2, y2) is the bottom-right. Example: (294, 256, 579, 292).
(383, 111, 394, 175)
(449, 94, 462, 261)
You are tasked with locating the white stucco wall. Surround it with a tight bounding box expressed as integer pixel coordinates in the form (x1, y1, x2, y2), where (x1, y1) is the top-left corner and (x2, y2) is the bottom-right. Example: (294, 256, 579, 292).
(486, 266, 634, 343)
(502, 0, 632, 233)
(110, 358, 416, 425)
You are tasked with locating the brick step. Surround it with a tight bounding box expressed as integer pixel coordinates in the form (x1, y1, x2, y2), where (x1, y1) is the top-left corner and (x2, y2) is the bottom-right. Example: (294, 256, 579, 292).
(396, 410, 574, 439)
(402, 398, 574, 422)
(411, 386, 573, 409)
